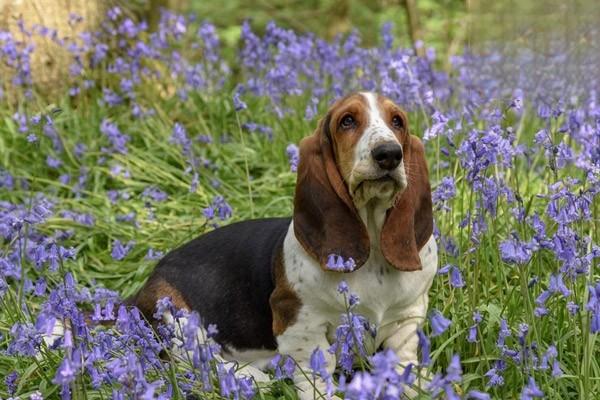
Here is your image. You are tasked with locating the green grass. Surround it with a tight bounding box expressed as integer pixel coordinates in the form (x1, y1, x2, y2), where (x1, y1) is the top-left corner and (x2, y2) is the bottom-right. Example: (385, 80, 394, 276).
(1, 18, 599, 400)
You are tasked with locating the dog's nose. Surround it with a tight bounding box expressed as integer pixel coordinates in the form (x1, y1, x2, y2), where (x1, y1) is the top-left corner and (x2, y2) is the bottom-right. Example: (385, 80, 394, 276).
(371, 143, 403, 170)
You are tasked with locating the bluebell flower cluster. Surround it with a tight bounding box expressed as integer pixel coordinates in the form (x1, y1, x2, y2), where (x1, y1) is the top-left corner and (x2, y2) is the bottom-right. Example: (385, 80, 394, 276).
(1, 5, 600, 399)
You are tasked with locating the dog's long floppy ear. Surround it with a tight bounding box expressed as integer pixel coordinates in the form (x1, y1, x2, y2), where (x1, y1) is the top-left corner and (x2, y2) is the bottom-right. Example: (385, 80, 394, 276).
(380, 134, 433, 271)
(293, 115, 370, 271)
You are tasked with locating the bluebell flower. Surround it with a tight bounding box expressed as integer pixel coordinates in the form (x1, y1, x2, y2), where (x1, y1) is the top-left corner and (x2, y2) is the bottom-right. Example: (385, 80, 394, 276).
(111, 239, 135, 261)
(468, 390, 491, 400)
(467, 311, 482, 343)
(145, 248, 164, 260)
(233, 85, 247, 112)
(270, 354, 296, 380)
(142, 186, 168, 202)
(170, 123, 192, 156)
(286, 144, 299, 172)
(586, 283, 600, 333)
(417, 328, 431, 366)
(100, 119, 129, 154)
(484, 360, 506, 387)
(429, 309, 452, 337)
(326, 254, 356, 272)
(450, 266, 465, 288)
(329, 312, 372, 373)
(497, 319, 511, 347)
(567, 301, 580, 315)
(4, 371, 18, 396)
(337, 280, 349, 294)
(53, 357, 76, 385)
(520, 376, 543, 399)
(499, 235, 533, 265)
(427, 354, 462, 399)
(432, 176, 456, 210)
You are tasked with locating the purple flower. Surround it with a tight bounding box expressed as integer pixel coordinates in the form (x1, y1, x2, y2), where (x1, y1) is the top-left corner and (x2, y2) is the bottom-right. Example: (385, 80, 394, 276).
(100, 119, 129, 154)
(53, 357, 76, 385)
(270, 354, 296, 380)
(497, 319, 511, 347)
(484, 360, 506, 387)
(202, 196, 233, 221)
(170, 123, 192, 156)
(142, 186, 168, 202)
(429, 309, 452, 337)
(467, 311, 482, 343)
(329, 311, 373, 373)
(337, 280, 349, 294)
(468, 390, 491, 400)
(586, 283, 600, 333)
(233, 85, 247, 112)
(286, 144, 299, 172)
(499, 235, 533, 265)
(432, 176, 456, 210)
(310, 347, 329, 379)
(450, 266, 465, 288)
(520, 376, 543, 399)
(242, 122, 273, 139)
(417, 328, 431, 366)
(145, 248, 164, 260)
(5, 371, 18, 396)
(427, 354, 463, 398)
(46, 156, 62, 169)
(326, 254, 356, 272)
(111, 239, 135, 261)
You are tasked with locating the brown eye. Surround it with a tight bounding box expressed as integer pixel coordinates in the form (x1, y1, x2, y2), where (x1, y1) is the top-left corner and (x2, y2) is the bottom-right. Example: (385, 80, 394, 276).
(340, 115, 355, 129)
(392, 115, 404, 129)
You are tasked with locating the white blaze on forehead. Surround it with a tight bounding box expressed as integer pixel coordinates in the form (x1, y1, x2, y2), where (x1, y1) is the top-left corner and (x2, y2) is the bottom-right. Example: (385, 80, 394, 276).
(357, 92, 400, 155)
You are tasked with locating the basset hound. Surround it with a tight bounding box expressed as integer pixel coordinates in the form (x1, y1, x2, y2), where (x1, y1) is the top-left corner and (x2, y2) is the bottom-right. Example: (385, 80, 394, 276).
(131, 92, 437, 398)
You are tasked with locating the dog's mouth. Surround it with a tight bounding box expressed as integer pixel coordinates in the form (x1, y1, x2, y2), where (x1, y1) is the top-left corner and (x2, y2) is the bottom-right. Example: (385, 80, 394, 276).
(353, 174, 399, 194)
(369, 175, 395, 184)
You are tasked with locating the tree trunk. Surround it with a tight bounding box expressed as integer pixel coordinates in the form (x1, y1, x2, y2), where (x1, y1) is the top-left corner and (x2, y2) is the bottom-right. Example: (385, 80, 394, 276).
(0, 0, 109, 96)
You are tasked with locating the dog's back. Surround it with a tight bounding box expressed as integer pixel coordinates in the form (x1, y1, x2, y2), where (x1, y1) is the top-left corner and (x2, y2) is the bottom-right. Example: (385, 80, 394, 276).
(129, 217, 291, 352)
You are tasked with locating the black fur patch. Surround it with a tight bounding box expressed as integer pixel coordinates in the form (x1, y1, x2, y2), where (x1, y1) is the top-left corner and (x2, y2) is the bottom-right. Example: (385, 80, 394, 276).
(137, 218, 291, 351)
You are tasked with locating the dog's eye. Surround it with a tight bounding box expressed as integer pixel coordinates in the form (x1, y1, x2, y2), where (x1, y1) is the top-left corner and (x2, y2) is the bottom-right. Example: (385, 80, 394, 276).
(340, 115, 355, 129)
(392, 115, 404, 129)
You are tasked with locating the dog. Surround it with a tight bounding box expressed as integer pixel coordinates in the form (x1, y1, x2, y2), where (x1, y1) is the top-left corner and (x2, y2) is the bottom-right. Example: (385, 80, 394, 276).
(130, 92, 437, 398)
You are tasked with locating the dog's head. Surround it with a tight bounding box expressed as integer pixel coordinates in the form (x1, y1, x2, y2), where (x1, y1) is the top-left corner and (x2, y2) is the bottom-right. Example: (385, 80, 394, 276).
(293, 92, 433, 272)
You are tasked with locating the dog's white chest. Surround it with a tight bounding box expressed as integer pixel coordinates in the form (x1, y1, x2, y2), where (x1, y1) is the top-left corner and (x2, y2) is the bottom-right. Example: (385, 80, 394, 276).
(283, 222, 438, 347)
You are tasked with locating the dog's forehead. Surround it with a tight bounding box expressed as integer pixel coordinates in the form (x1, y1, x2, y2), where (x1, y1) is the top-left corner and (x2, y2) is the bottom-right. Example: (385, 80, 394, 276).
(328, 92, 401, 120)
(328, 92, 368, 116)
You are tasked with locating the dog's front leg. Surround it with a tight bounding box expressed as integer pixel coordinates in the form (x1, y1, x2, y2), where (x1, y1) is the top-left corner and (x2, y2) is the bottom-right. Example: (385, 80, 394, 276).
(383, 292, 430, 398)
(276, 312, 336, 400)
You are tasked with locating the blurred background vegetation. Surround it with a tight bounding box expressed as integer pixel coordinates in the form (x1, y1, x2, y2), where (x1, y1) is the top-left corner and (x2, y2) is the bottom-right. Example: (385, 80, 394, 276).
(1, 0, 598, 95)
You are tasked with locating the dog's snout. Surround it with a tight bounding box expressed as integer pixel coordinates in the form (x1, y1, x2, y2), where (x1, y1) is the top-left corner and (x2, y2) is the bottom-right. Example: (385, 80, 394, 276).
(371, 143, 403, 170)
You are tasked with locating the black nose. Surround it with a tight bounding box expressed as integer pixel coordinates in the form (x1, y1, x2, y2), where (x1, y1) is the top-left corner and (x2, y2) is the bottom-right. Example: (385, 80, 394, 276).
(371, 143, 403, 170)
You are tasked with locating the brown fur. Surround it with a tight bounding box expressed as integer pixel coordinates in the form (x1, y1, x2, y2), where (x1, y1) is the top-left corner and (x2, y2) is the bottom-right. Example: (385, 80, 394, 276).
(132, 277, 191, 318)
(380, 135, 433, 270)
(328, 94, 369, 181)
(293, 111, 371, 271)
(270, 248, 302, 335)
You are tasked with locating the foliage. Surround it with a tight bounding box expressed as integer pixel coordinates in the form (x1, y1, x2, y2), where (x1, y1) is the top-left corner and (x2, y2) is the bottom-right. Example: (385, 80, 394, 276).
(1, 5, 599, 400)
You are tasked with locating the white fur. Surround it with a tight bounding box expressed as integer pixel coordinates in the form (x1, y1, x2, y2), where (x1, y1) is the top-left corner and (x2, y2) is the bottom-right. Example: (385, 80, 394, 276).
(279, 225, 437, 399)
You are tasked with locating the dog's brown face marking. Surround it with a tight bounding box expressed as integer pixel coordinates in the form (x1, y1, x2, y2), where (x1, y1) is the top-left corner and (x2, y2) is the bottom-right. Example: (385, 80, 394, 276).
(325, 93, 370, 182)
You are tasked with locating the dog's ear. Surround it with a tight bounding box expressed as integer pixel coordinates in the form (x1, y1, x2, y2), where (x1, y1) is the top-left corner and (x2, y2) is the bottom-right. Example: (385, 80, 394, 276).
(380, 135, 433, 271)
(293, 114, 370, 271)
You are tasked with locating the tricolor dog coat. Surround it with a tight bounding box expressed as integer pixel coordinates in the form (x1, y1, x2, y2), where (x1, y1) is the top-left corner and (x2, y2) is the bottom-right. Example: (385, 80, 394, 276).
(131, 92, 438, 398)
